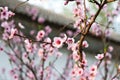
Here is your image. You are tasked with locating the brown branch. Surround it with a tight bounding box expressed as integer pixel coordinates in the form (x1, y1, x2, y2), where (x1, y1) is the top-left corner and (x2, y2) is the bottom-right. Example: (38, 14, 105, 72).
(40, 52, 45, 80)
(78, 0, 107, 66)
(111, 72, 120, 80)
(6, 41, 38, 80)
(14, 34, 51, 44)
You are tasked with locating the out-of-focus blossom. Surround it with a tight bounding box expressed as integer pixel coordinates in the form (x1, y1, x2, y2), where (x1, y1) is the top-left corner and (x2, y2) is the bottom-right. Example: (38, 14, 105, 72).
(38, 48, 44, 57)
(105, 29, 112, 37)
(91, 23, 102, 36)
(72, 51, 80, 62)
(38, 17, 45, 24)
(74, 19, 81, 29)
(108, 45, 114, 52)
(24, 39, 33, 53)
(13, 74, 18, 80)
(66, 30, 73, 37)
(82, 40, 89, 48)
(36, 30, 45, 41)
(95, 54, 104, 60)
(26, 7, 38, 20)
(27, 71, 34, 79)
(0, 47, 3, 51)
(9, 28, 17, 39)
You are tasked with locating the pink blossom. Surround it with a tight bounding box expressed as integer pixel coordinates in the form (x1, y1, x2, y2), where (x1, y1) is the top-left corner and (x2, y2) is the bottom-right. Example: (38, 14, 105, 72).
(8, 11, 15, 17)
(27, 71, 34, 79)
(77, 68, 83, 76)
(73, 8, 81, 17)
(74, 19, 81, 29)
(71, 64, 83, 77)
(71, 69, 76, 77)
(44, 25, 52, 34)
(23, 52, 28, 58)
(2, 33, 9, 40)
(82, 51, 86, 59)
(0, 47, 3, 51)
(90, 65, 97, 76)
(82, 40, 89, 48)
(64, 0, 69, 5)
(66, 30, 73, 37)
(79, 77, 86, 80)
(0, 6, 14, 20)
(36, 30, 45, 41)
(1, 21, 15, 34)
(10, 69, 15, 76)
(108, 46, 114, 52)
(71, 43, 78, 51)
(13, 74, 18, 80)
(95, 54, 104, 60)
(72, 51, 80, 62)
(73, 6, 84, 19)
(30, 30, 35, 35)
(73, 5, 84, 19)
(0, 7, 9, 20)
(105, 29, 112, 37)
(1, 21, 9, 28)
(44, 37, 52, 43)
(27, 7, 38, 20)
(61, 34, 67, 42)
(9, 28, 17, 39)
(38, 17, 45, 23)
(106, 52, 112, 59)
(24, 39, 33, 53)
(38, 48, 44, 57)
(81, 59, 87, 66)
(91, 23, 102, 36)
(66, 38, 75, 45)
(52, 37, 64, 48)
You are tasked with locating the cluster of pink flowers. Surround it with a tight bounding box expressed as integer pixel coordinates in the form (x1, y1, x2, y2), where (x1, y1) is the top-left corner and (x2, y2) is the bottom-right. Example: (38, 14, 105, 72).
(1, 20, 17, 40)
(0, 0, 120, 79)
(0, 6, 14, 20)
(72, 0, 85, 30)
(91, 23, 102, 36)
(26, 6, 45, 24)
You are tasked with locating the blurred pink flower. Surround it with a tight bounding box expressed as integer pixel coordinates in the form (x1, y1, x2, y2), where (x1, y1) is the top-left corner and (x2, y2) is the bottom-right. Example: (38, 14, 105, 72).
(82, 40, 89, 48)
(38, 17, 45, 23)
(9, 28, 17, 39)
(95, 54, 104, 60)
(36, 30, 45, 41)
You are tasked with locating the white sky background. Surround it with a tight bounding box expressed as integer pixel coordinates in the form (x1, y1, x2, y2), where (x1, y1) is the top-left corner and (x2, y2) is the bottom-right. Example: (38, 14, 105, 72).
(19, 0, 72, 14)
(19, 0, 120, 33)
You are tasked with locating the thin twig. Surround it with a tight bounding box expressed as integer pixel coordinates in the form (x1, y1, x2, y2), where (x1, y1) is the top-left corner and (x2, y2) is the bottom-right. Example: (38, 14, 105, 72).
(14, 0, 29, 11)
